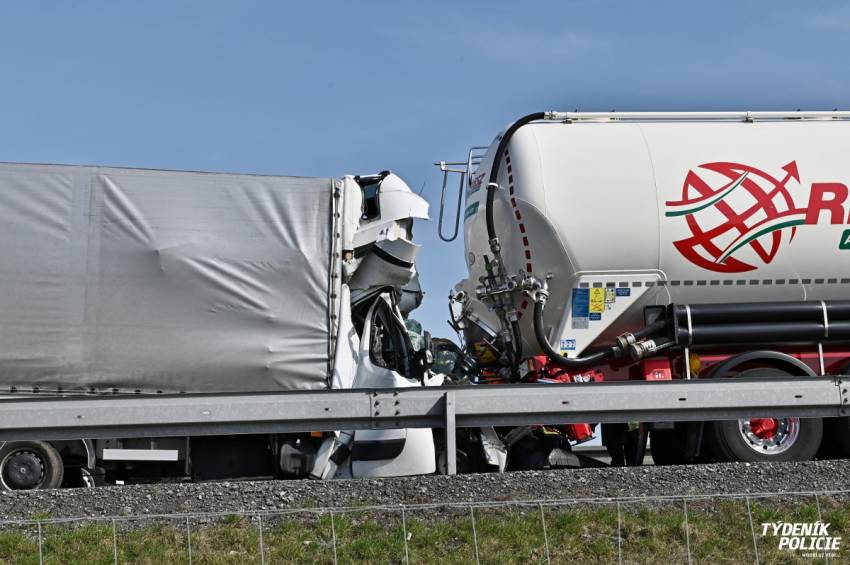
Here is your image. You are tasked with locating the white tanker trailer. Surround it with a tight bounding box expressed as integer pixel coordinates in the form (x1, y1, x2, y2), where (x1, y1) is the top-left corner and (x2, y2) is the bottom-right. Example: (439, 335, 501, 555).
(440, 111, 850, 467)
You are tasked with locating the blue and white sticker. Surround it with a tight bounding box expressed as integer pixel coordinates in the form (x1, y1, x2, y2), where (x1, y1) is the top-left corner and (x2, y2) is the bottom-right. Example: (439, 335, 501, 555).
(589, 312, 602, 321)
(571, 288, 590, 329)
(559, 339, 576, 351)
(571, 289, 589, 317)
(615, 287, 631, 297)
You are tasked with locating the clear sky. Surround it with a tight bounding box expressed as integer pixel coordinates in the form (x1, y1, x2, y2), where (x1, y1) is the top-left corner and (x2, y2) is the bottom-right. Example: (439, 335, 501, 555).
(1, 1, 848, 337)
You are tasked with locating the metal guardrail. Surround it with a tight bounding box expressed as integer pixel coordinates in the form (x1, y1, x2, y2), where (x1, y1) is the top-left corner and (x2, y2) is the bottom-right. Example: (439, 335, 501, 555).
(0, 376, 845, 475)
(0, 376, 844, 441)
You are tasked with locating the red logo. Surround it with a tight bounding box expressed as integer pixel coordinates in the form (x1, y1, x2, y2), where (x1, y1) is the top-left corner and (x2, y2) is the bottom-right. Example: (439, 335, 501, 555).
(665, 161, 807, 273)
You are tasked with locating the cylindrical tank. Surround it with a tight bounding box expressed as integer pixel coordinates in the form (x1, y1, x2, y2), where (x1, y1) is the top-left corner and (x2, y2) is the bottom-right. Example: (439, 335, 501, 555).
(458, 114, 850, 357)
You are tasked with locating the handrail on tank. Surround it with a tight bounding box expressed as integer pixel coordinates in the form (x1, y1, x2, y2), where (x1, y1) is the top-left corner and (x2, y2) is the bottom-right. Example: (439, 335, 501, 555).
(543, 110, 850, 122)
(434, 146, 488, 242)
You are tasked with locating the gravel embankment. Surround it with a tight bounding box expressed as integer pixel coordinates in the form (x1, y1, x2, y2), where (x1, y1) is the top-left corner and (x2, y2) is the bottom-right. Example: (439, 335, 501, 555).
(1, 460, 848, 521)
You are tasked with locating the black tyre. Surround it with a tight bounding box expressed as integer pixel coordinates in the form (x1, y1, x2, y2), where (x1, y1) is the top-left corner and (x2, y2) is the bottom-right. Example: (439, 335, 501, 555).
(650, 427, 688, 466)
(0, 441, 64, 490)
(707, 368, 822, 462)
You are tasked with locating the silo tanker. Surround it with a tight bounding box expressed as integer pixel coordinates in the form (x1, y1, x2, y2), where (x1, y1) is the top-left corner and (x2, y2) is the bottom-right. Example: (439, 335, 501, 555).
(440, 111, 850, 467)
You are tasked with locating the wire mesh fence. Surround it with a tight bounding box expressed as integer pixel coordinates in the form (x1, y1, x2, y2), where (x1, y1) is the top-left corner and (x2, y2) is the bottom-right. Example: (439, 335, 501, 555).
(0, 489, 847, 564)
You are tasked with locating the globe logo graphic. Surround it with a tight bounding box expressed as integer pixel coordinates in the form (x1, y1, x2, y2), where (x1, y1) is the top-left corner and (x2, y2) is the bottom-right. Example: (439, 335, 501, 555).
(665, 161, 806, 273)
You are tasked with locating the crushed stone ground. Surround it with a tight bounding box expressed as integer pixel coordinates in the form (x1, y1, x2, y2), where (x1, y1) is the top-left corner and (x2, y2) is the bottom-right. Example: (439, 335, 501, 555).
(1, 460, 847, 521)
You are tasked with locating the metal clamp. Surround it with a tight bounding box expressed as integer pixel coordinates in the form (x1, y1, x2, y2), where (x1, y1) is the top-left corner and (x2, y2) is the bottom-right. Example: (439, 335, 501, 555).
(821, 300, 830, 338)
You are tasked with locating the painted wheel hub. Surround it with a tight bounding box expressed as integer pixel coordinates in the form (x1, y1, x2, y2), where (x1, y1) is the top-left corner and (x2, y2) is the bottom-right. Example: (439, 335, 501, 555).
(749, 418, 779, 439)
(739, 417, 800, 455)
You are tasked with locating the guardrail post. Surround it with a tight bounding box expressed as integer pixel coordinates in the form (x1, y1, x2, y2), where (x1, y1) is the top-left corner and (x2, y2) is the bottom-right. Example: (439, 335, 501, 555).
(445, 391, 456, 475)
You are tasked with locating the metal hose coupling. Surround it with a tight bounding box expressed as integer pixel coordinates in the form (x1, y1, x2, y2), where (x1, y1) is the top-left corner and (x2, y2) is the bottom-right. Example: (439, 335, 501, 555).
(628, 338, 674, 361)
(528, 285, 549, 305)
(614, 333, 637, 359)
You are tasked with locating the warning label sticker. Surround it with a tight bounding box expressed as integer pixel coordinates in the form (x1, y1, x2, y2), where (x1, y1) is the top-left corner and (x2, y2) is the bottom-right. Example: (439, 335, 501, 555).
(589, 288, 605, 313)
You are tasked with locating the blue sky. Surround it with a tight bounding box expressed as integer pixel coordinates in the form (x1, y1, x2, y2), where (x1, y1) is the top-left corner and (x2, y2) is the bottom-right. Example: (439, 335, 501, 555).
(1, 1, 848, 336)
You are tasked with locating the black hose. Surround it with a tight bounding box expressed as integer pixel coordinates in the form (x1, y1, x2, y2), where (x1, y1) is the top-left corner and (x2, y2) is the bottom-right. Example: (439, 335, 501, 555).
(485, 179, 499, 244)
(485, 112, 546, 242)
(483, 112, 547, 373)
(533, 299, 615, 368)
(632, 319, 668, 341)
(511, 320, 523, 361)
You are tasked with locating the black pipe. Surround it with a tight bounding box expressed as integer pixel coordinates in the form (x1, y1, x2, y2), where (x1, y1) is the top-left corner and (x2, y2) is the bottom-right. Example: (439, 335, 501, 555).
(674, 300, 850, 326)
(533, 299, 616, 368)
(485, 112, 546, 242)
(676, 321, 850, 346)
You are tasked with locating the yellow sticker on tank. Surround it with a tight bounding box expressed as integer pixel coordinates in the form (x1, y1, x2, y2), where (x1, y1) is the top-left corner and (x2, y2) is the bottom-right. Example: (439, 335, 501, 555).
(589, 288, 605, 313)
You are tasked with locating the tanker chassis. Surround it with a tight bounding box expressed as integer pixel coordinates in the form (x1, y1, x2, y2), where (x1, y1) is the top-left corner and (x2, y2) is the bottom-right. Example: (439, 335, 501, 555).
(442, 110, 850, 469)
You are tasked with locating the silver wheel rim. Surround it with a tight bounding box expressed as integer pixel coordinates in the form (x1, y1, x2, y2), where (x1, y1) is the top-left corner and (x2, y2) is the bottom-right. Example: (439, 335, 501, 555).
(738, 417, 800, 455)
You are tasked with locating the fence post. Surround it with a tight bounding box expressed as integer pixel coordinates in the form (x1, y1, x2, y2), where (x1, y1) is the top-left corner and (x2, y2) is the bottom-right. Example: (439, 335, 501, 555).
(616, 502, 623, 565)
(37, 520, 43, 565)
(112, 518, 118, 565)
(539, 503, 551, 565)
(185, 516, 193, 565)
(257, 514, 266, 565)
(745, 497, 760, 565)
(814, 494, 828, 565)
(469, 506, 480, 565)
(401, 505, 410, 565)
(683, 499, 692, 565)
(330, 510, 338, 565)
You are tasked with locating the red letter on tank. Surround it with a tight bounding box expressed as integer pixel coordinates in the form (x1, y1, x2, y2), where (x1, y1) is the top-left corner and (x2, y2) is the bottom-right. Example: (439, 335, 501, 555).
(805, 183, 848, 225)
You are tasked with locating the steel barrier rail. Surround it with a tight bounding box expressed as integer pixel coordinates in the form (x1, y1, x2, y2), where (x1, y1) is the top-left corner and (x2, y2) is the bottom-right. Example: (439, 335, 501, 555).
(0, 376, 845, 442)
(0, 376, 845, 475)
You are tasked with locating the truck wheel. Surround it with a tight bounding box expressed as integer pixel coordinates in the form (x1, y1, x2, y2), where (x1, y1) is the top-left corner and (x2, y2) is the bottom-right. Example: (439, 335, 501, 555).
(650, 427, 688, 465)
(0, 441, 64, 490)
(707, 368, 822, 462)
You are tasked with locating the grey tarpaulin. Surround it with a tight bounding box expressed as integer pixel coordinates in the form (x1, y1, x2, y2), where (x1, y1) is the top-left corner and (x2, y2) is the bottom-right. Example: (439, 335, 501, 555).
(0, 163, 338, 393)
